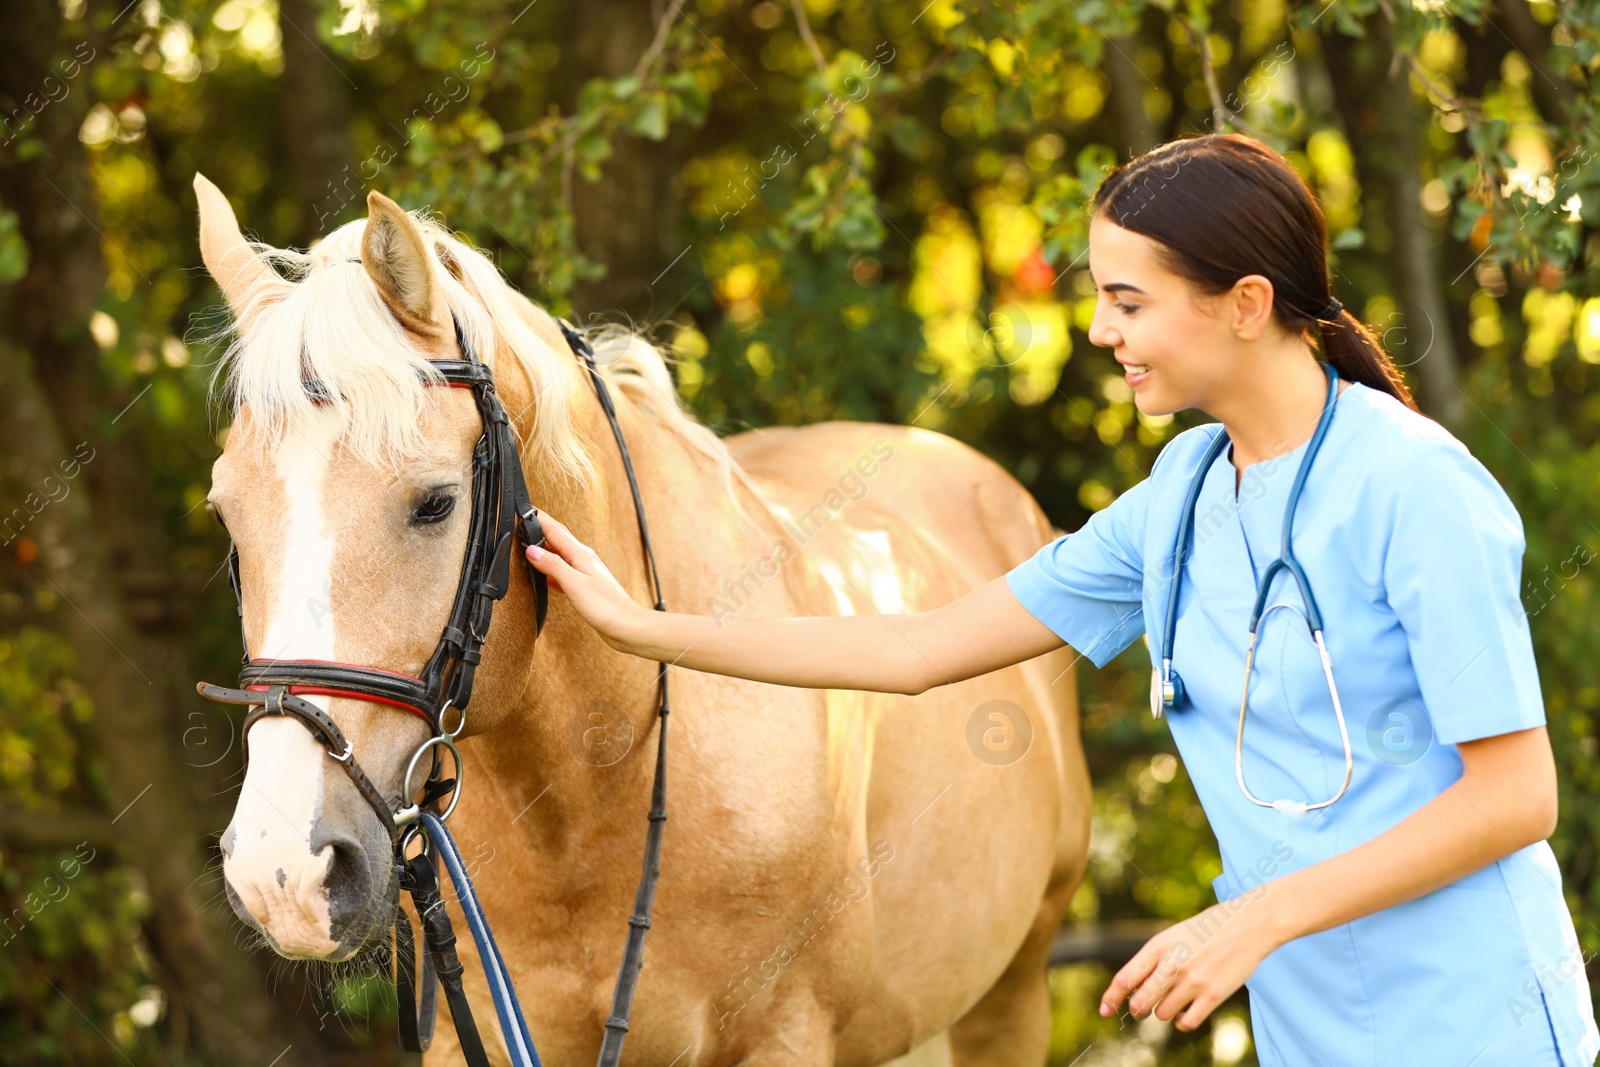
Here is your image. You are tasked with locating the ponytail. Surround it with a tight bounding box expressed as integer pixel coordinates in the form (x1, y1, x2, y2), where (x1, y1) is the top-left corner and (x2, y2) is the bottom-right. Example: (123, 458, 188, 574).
(1317, 309, 1418, 411)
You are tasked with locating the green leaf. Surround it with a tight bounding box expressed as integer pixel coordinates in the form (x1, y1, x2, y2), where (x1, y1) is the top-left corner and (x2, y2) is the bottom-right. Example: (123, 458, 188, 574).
(634, 99, 668, 141)
(0, 209, 28, 285)
(1331, 226, 1366, 250)
(678, 84, 711, 127)
(886, 115, 924, 157)
(576, 127, 613, 167)
(1075, 143, 1117, 190)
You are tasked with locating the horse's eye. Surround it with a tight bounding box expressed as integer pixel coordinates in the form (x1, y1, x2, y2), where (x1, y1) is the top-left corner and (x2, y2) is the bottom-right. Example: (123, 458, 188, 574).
(412, 493, 456, 525)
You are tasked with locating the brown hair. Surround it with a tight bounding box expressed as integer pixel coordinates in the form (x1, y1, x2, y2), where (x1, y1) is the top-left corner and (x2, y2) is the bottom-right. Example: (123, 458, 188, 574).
(1092, 133, 1418, 411)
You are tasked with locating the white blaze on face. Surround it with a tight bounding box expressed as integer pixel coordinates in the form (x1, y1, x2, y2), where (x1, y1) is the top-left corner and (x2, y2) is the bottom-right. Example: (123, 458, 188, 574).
(223, 416, 344, 957)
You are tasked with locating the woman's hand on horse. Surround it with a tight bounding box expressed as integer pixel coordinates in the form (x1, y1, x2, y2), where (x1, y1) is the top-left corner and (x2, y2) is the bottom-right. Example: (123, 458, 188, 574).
(525, 512, 642, 649)
(1098, 895, 1283, 1032)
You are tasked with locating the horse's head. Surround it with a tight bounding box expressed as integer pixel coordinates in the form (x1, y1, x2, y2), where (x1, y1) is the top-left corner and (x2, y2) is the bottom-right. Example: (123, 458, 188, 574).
(194, 174, 591, 960)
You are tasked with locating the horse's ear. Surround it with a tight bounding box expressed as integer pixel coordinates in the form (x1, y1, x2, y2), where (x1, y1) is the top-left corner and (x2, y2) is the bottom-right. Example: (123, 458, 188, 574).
(194, 172, 285, 328)
(361, 191, 449, 338)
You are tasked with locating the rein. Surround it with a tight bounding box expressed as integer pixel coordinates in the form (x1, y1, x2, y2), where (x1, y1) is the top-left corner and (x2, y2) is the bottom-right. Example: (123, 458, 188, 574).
(197, 315, 670, 1066)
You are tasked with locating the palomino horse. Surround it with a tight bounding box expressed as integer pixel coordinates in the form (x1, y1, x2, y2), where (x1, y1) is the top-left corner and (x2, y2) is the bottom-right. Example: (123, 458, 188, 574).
(196, 172, 1092, 1065)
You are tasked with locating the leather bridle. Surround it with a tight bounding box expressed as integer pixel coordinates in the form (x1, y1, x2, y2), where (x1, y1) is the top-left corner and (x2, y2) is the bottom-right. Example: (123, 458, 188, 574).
(197, 312, 670, 1067)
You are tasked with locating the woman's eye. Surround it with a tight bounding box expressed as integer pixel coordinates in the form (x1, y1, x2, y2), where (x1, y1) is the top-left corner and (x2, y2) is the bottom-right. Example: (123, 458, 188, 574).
(411, 493, 456, 525)
(1115, 302, 1139, 315)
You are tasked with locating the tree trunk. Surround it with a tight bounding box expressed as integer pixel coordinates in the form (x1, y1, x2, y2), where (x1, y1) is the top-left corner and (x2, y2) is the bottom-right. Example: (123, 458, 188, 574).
(1375, 15, 1466, 424)
(0, 0, 373, 1059)
(0, 339, 286, 1060)
(279, 0, 354, 242)
(1157, 25, 1191, 143)
(1105, 31, 1158, 158)
(1322, 20, 1466, 424)
(566, 0, 684, 328)
(1495, 0, 1576, 129)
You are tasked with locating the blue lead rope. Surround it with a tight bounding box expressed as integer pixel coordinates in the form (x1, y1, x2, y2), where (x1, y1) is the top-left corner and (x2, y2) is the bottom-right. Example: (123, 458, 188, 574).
(419, 811, 541, 1067)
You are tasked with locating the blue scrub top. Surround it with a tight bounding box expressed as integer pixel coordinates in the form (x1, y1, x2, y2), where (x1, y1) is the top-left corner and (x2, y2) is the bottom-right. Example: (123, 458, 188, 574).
(1007, 380, 1600, 1066)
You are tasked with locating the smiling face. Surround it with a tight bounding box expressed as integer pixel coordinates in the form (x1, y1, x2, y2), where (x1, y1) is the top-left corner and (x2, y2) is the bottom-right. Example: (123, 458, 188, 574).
(1085, 210, 1280, 418)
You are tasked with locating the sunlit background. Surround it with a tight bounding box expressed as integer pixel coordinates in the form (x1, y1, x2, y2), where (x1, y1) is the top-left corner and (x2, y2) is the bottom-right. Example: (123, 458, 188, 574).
(2, 0, 1598, 1062)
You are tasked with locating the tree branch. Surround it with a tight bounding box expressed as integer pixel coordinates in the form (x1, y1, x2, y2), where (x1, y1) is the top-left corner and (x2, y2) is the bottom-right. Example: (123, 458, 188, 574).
(1180, 16, 1268, 140)
(632, 0, 686, 80)
(791, 0, 828, 76)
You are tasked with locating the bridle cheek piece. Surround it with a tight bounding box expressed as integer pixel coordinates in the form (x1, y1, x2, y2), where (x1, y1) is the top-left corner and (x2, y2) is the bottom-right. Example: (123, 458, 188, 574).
(196, 313, 671, 1067)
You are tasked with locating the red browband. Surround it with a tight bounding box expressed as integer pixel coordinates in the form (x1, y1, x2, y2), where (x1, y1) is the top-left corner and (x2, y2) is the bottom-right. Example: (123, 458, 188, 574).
(242, 684, 433, 723)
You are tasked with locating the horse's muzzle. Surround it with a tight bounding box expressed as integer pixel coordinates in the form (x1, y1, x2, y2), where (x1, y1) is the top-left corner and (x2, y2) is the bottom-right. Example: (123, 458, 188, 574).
(222, 785, 399, 961)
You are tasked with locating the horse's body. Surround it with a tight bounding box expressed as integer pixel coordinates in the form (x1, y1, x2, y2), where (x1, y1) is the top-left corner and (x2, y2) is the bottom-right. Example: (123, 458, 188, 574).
(196, 175, 1090, 1065)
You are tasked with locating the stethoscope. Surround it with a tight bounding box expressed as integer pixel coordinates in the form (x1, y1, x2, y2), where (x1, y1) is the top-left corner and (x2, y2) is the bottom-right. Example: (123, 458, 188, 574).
(1149, 361, 1353, 818)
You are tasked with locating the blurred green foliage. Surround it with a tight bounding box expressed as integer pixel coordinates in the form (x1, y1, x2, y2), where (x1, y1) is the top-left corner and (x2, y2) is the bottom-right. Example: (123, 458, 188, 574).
(3, 0, 1598, 1061)
(0, 632, 155, 1062)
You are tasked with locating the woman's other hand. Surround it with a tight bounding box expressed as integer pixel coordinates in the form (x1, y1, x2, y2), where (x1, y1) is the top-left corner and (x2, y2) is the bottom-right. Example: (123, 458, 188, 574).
(1098, 894, 1284, 1032)
(524, 511, 644, 650)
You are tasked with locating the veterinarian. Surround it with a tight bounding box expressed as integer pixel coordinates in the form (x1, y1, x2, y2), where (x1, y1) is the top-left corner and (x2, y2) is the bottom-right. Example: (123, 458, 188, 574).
(524, 134, 1600, 1065)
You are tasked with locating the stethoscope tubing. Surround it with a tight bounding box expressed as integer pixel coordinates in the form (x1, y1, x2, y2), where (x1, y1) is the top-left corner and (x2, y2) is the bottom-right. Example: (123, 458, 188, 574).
(1159, 361, 1353, 815)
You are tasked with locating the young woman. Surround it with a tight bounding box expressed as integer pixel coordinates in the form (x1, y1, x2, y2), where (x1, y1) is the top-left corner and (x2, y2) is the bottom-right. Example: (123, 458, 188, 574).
(524, 134, 1600, 1065)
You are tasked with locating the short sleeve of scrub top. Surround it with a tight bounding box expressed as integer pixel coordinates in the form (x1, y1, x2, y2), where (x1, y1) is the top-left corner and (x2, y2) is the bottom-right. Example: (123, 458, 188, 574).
(1004, 458, 1163, 668)
(1380, 439, 1546, 743)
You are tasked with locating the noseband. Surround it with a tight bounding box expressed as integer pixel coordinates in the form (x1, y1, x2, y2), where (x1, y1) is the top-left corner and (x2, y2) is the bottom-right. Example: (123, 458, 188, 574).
(197, 314, 670, 1067)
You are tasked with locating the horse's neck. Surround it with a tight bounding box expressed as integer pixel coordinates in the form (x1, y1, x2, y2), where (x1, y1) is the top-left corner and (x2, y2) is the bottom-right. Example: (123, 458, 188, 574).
(481, 350, 776, 847)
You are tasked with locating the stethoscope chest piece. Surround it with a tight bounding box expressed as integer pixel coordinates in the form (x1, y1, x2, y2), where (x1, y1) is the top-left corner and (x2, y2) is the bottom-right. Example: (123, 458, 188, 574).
(1150, 659, 1184, 719)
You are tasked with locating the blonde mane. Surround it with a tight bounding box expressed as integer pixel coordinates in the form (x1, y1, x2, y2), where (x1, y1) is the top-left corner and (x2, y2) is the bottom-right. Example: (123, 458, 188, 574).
(208, 209, 767, 528)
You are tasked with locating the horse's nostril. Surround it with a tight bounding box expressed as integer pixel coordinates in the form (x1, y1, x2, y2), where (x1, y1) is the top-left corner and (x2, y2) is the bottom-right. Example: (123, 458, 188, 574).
(223, 877, 251, 927)
(324, 839, 373, 942)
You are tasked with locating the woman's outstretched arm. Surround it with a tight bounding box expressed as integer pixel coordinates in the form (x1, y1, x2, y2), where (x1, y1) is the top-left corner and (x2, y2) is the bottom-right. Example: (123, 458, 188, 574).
(524, 512, 1068, 695)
